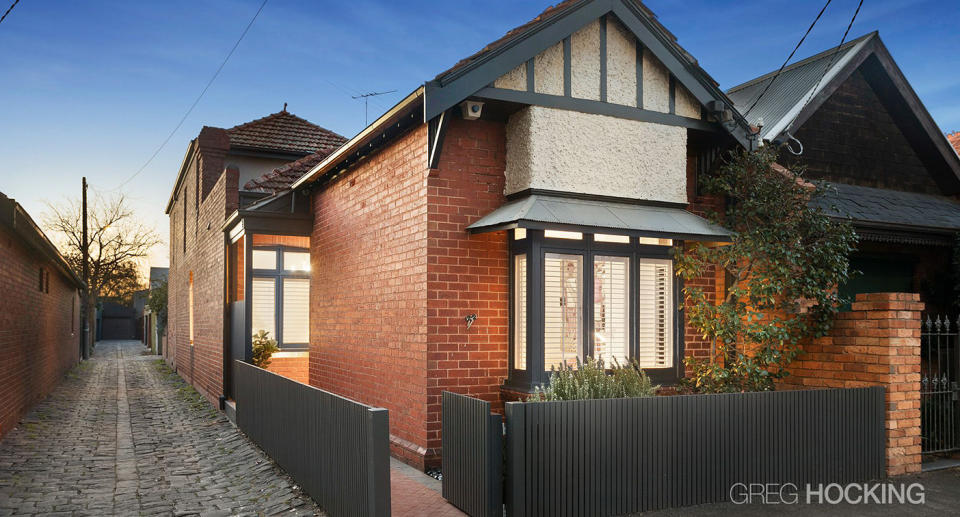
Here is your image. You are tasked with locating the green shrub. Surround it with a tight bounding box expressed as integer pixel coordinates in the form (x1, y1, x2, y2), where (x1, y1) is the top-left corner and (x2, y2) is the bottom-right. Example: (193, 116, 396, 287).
(528, 357, 658, 401)
(251, 330, 279, 369)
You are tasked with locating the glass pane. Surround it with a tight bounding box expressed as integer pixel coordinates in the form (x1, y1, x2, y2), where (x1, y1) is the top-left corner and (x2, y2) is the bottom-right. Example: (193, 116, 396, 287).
(514, 228, 527, 240)
(594, 256, 629, 365)
(637, 258, 674, 368)
(544, 253, 583, 370)
(594, 234, 630, 244)
(251, 277, 276, 339)
(637, 237, 673, 246)
(283, 278, 310, 345)
(283, 251, 311, 272)
(514, 254, 527, 370)
(252, 249, 277, 270)
(544, 230, 583, 240)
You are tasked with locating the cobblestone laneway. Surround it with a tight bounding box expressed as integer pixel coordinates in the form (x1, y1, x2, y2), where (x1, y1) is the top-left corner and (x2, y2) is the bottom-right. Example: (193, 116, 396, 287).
(0, 340, 323, 516)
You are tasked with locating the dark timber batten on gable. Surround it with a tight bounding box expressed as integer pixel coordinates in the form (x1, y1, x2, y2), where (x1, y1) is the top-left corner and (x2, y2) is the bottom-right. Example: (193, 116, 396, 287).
(423, 0, 754, 149)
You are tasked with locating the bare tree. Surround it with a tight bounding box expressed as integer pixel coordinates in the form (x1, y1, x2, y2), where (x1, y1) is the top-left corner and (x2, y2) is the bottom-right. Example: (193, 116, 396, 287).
(43, 194, 161, 343)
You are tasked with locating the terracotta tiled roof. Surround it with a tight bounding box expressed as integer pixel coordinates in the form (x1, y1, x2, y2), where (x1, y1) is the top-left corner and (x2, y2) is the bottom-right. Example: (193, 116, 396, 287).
(243, 149, 338, 193)
(949, 131, 960, 156)
(435, 0, 687, 82)
(226, 110, 347, 155)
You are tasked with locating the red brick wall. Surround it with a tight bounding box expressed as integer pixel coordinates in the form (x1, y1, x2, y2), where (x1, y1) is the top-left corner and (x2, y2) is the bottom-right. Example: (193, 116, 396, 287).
(425, 118, 509, 465)
(0, 224, 80, 438)
(784, 292, 923, 476)
(310, 125, 431, 466)
(167, 129, 237, 406)
(266, 354, 309, 384)
(682, 188, 726, 372)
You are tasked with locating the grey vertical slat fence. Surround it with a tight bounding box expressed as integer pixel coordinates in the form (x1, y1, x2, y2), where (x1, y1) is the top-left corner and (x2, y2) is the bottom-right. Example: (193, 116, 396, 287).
(490, 386, 883, 516)
(442, 392, 503, 517)
(234, 361, 391, 517)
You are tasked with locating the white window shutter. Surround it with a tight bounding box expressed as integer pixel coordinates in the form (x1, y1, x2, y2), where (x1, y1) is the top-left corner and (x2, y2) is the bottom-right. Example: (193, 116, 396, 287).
(636, 258, 673, 368)
(282, 278, 310, 344)
(251, 277, 276, 338)
(543, 253, 583, 370)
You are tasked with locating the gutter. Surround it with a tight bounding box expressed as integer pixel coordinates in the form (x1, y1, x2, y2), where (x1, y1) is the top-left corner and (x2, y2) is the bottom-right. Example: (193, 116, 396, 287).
(291, 87, 425, 190)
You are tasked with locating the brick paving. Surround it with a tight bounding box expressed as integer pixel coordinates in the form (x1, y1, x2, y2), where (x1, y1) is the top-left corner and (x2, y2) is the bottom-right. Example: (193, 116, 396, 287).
(389, 459, 465, 517)
(0, 340, 322, 516)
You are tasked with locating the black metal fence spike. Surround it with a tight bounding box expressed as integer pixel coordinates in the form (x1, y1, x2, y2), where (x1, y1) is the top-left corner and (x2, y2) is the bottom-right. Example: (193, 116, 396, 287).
(925, 315, 933, 331)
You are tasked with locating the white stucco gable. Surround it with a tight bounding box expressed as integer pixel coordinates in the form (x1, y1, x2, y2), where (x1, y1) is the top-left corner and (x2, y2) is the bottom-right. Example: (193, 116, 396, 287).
(504, 106, 687, 203)
(492, 17, 703, 119)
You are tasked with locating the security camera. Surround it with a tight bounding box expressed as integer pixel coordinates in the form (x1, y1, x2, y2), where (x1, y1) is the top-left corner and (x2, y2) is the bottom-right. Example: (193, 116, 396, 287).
(460, 100, 484, 120)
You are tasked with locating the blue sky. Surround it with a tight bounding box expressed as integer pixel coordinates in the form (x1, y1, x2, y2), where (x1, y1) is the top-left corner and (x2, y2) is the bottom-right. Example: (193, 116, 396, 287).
(1, 0, 958, 269)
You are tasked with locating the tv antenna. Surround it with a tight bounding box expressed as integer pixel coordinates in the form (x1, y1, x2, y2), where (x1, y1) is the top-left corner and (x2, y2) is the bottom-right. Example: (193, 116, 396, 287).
(352, 90, 396, 126)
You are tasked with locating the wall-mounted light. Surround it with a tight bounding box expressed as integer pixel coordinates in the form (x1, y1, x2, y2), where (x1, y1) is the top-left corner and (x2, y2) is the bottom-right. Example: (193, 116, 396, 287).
(465, 313, 477, 329)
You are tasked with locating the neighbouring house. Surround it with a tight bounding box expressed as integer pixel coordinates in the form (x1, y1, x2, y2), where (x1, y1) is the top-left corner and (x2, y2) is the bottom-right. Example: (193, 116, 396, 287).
(727, 32, 960, 314)
(143, 266, 168, 354)
(0, 192, 84, 439)
(949, 130, 960, 157)
(165, 108, 346, 403)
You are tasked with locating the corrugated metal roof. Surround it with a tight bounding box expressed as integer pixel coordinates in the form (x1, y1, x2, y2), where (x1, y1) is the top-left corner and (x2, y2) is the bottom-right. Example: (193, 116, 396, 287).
(814, 182, 960, 231)
(727, 32, 875, 141)
(467, 194, 730, 241)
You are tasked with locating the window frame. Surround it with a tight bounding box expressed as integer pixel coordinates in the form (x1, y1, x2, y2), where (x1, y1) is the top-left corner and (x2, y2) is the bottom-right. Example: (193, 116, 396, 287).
(249, 245, 311, 350)
(507, 229, 684, 391)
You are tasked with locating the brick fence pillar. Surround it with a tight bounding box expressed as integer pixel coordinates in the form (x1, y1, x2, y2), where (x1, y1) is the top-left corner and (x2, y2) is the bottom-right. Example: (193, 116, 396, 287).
(787, 292, 923, 476)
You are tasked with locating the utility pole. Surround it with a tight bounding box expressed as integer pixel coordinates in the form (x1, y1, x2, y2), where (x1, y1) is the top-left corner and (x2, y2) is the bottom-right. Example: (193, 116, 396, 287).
(81, 177, 90, 360)
(351, 90, 396, 126)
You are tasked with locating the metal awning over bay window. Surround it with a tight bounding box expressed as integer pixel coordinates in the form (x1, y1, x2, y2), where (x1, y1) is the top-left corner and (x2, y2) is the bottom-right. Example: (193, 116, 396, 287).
(470, 193, 729, 390)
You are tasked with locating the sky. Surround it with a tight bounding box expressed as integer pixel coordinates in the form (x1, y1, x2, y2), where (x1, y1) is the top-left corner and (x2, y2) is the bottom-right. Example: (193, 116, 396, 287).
(2, 0, 958, 271)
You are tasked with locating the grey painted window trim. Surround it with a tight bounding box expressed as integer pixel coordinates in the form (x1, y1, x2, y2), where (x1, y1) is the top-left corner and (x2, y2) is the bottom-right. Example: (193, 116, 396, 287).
(506, 229, 684, 391)
(250, 245, 310, 350)
(563, 37, 572, 97)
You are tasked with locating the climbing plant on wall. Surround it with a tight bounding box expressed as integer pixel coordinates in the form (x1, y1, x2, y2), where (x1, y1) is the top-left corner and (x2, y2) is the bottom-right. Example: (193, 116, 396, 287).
(675, 146, 857, 393)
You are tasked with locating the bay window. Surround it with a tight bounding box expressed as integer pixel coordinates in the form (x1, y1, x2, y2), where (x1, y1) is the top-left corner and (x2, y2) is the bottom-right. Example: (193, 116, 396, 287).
(507, 228, 680, 389)
(250, 245, 310, 349)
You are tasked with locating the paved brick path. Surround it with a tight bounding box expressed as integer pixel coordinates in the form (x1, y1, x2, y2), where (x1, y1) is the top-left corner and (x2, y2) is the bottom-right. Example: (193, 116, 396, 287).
(0, 340, 322, 516)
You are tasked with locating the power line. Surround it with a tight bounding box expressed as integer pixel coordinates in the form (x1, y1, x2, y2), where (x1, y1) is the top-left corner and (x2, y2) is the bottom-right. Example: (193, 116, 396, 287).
(792, 0, 864, 126)
(109, 0, 269, 191)
(0, 0, 20, 25)
(742, 0, 833, 120)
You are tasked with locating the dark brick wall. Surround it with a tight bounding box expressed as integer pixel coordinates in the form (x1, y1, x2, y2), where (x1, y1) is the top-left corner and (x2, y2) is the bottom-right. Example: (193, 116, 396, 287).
(785, 68, 939, 194)
(0, 224, 80, 438)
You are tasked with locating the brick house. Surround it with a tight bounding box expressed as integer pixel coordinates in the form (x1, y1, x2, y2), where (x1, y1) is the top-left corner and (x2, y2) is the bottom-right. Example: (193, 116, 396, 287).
(165, 0, 958, 472)
(727, 32, 960, 314)
(0, 192, 83, 439)
(267, 0, 758, 468)
(165, 109, 346, 404)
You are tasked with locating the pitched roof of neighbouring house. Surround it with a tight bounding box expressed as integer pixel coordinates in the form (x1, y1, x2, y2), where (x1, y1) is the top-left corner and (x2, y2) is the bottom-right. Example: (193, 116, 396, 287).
(814, 182, 960, 232)
(726, 32, 875, 141)
(243, 151, 336, 193)
(226, 110, 347, 155)
(949, 131, 960, 156)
